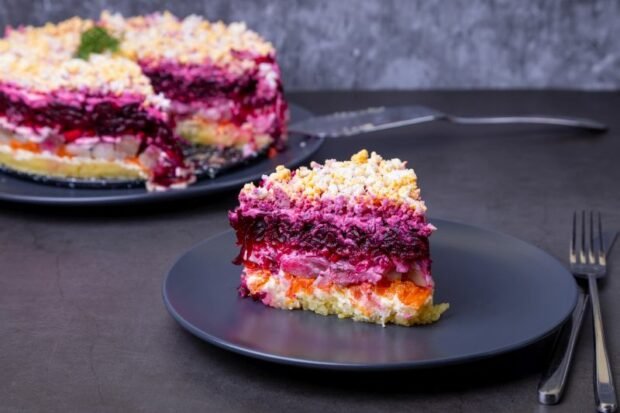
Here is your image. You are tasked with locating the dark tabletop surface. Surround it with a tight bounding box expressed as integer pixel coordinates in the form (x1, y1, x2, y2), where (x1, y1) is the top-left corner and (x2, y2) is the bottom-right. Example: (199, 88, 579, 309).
(1, 91, 619, 413)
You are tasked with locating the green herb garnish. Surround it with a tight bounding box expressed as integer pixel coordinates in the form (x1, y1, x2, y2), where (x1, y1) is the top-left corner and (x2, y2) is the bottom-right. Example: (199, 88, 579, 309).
(75, 26, 120, 60)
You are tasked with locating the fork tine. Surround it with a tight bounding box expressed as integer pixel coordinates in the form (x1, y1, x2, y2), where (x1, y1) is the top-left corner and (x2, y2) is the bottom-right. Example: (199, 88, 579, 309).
(598, 212, 606, 266)
(580, 210, 587, 264)
(570, 211, 577, 264)
(589, 210, 596, 264)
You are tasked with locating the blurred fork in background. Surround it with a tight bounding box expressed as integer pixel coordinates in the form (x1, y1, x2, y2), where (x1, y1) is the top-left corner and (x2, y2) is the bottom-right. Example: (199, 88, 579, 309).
(289, 105, 608, 138)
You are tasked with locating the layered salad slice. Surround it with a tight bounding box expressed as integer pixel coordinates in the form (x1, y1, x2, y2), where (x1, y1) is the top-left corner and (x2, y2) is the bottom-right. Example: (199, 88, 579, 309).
(229, 150, 448, 326)
(0, 17, 192, 190)
(101, 11, 288, 168)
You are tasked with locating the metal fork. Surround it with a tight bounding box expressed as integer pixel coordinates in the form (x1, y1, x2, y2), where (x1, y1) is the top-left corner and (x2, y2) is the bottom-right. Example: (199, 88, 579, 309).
(288, 105, 608, 138)
(572, 211, 617, 412)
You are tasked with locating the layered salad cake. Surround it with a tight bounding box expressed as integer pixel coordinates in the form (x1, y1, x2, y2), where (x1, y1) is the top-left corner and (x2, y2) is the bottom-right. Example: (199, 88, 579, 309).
(229, 150, 448, 326)
(0, 11, 287, 190)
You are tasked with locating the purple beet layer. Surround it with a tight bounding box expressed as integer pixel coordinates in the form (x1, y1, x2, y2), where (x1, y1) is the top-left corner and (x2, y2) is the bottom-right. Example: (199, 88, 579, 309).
(229, 195, 433, 284)
(0, 84, 171, 139)
(140, 54, 279, 103)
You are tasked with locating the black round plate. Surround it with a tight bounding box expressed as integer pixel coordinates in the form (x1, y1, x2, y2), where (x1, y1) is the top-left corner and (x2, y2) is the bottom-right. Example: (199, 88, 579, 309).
(163, 219, 578, 370)
(0, 104, 322, 206)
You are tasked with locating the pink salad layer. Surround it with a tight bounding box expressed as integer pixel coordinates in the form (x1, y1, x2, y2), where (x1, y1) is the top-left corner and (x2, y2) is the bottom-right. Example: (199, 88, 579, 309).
(229, 192, 434, 286)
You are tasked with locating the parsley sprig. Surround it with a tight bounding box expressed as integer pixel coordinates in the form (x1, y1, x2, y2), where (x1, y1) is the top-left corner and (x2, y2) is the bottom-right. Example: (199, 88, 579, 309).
(75, 26, 120, 60)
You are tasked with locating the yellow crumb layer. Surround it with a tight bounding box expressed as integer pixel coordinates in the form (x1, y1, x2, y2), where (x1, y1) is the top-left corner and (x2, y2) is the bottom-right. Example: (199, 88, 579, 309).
(0, 145, 144, 180)
(244, 269, 449, 327)
(0, 11, 274, 96)
(241, 150, 427, 212)
(0, 17, 157, 97)
(101, 11, 274, 68)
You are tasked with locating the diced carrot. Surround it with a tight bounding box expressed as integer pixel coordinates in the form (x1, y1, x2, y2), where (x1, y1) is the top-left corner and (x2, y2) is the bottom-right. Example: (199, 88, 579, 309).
(288, 276, 315, 297)
(56, 146, 71, 158)
(394, 281, 431, 308)
(247, 270, 269, 292)
(10, 140, 40, 153)
(125, 157, 148, 171)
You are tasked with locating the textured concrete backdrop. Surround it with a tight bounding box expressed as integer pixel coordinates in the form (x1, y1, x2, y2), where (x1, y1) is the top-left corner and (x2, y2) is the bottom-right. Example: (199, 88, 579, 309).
(0, 0, 619, 90)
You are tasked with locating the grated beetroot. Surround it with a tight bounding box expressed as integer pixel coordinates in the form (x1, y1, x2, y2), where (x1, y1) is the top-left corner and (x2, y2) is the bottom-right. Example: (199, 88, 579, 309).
(229, 208, 431, 276)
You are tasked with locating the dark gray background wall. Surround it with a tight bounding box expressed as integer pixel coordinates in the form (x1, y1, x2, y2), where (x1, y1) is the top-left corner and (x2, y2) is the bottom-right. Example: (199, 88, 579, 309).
(1, 0, 619, 90)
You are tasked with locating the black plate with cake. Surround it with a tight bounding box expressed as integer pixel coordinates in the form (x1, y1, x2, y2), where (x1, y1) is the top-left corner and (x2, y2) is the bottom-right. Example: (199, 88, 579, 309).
(163, 151, 577, 369)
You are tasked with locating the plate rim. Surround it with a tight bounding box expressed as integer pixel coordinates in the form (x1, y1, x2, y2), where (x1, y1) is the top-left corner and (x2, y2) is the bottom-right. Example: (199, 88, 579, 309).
(0, 103, 323, 206)
(162, 218, 578, 370)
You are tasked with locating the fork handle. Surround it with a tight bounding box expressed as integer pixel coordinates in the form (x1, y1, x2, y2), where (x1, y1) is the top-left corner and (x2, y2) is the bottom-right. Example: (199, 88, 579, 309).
(448, 116, 607, 132)
(538, 293, 589, 404)
(589, 274, 618, 413)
